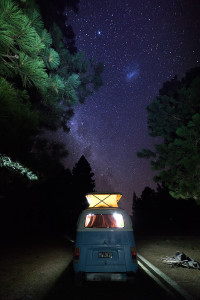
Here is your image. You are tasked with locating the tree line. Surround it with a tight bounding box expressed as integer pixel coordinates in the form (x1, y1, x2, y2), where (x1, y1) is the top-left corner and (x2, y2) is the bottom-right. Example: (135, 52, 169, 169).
(132, 184, 200, 234)
(1, 155, 95, 238)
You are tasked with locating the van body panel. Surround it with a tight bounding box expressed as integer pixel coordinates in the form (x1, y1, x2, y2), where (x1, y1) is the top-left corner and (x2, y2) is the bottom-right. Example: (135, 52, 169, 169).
(73, 207, 138, 281)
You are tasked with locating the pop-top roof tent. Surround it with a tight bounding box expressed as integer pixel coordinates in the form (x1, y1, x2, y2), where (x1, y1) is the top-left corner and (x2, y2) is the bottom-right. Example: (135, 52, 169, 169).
(86, 193, 122, 208)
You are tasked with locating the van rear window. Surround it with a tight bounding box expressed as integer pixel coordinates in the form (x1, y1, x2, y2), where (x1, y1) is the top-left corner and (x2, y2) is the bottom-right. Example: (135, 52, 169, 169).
(85, 213, 124, 228)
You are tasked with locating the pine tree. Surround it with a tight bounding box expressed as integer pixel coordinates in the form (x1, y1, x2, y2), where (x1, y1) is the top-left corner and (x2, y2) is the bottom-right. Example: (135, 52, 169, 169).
(0, 0, 104, 182)
(0, 0, 103, 158)
(72, 155, 95, 197)
(0, 0, 48, 91)
(63, 156, 95, 234)
(0, 0, 103, 132)
(0, 0, 82, 133)
(138, 67, 200, 203)
(71, 156, 95, 212)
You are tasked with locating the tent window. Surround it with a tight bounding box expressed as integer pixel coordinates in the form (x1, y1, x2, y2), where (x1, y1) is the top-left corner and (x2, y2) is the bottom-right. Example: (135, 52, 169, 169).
(85, 213, 124, 228)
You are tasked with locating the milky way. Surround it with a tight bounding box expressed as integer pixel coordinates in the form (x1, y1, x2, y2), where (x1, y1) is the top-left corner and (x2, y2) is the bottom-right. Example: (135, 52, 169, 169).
(59, 0, 200, 214)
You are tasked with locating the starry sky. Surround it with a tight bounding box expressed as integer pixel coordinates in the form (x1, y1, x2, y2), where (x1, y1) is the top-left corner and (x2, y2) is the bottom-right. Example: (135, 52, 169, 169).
(58, 0, 200, 214)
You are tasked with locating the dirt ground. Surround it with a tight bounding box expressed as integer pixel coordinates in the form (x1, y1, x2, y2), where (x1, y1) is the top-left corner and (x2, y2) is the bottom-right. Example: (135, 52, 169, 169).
(0, 234, 200, 300)
(135, 234, 200, 299)
(0, 236, 73, 300)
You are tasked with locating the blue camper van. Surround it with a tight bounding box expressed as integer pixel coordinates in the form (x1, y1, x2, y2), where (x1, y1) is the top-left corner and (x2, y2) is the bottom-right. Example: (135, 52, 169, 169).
(73, 193, 138, 284)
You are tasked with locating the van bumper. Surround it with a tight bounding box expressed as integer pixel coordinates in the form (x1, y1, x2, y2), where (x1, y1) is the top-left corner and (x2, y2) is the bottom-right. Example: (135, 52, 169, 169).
(86, 272, 134, 282)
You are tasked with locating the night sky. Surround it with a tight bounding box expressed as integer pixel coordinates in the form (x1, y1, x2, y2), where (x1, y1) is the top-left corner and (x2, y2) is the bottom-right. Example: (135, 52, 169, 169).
(56, 0, 200, 214)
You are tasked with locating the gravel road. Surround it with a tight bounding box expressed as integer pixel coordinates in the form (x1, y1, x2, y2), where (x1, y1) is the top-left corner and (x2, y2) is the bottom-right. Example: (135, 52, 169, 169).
(0, 234, 199, 300)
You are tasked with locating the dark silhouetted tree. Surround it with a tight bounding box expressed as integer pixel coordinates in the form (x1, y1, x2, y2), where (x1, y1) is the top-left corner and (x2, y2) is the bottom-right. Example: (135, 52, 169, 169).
(132, 187, 157, 231)
(133, 183, 200, 233)
(137, 67, 200, 204)
(66, 156, 95, 234)
(72, 155, 95, 206)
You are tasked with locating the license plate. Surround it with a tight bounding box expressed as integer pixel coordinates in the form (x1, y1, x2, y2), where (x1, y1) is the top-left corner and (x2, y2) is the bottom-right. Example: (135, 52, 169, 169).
(98, 251, 113, 258)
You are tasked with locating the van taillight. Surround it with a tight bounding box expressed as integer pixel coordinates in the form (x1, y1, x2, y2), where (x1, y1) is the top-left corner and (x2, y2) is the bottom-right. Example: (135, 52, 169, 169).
(75, 247, 80, 261)
(131, 247, 137, 260)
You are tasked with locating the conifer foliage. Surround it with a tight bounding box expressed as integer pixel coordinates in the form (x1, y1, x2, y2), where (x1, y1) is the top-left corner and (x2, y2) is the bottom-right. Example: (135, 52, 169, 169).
(0, 0, 80, 130)
(0, 0, 103, 170)
(138, 68, 200, 203)
(0, 0, 47, 90)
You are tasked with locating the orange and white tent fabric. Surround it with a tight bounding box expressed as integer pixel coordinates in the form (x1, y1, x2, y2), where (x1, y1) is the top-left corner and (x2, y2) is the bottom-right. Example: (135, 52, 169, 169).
(86, 193, 122, 208)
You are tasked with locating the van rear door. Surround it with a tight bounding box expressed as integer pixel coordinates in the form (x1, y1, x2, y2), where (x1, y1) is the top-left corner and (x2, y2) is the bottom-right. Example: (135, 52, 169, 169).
(76, 210, 134, 273)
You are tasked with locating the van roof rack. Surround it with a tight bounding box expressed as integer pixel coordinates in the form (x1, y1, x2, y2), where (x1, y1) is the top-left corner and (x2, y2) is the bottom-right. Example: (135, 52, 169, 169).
(86, 193, 122, 208)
